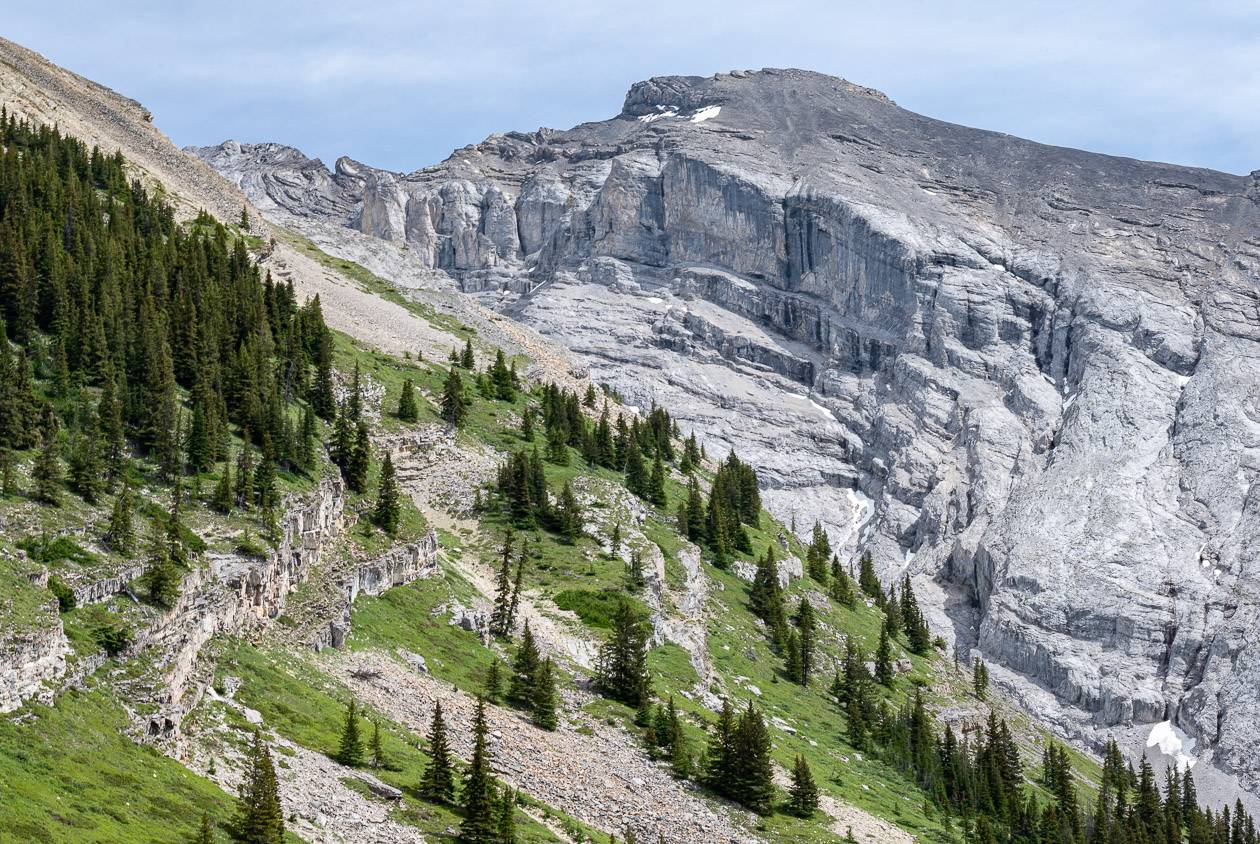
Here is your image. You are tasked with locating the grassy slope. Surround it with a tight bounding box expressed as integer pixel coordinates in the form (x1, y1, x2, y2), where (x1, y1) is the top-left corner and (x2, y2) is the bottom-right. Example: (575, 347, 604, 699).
(0, 235, 1106, 844)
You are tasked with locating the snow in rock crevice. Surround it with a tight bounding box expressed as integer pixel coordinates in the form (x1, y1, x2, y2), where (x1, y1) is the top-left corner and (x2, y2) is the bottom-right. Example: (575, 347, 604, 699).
(1146, 721, 1197, 772)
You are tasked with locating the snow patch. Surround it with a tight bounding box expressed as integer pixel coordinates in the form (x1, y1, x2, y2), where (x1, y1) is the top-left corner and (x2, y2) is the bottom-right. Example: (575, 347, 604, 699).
(638, 106, 679, 123)
(1146, 721, 1197, 772)
(690, 105, 721, 123)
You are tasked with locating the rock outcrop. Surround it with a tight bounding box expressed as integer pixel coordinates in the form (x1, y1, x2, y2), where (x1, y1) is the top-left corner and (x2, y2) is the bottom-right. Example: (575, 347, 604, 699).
(197, 69, 1260, 794)
(0, 566, 69, 713)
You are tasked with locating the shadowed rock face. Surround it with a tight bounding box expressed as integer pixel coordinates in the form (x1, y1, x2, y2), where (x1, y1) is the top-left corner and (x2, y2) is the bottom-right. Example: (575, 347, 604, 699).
(194, 68, 1260, 792)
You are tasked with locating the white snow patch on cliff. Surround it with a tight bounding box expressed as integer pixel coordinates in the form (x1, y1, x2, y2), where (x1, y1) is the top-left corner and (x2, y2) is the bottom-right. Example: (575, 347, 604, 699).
(690, 105, 721, 123)
(1146, 721, 1197, 772)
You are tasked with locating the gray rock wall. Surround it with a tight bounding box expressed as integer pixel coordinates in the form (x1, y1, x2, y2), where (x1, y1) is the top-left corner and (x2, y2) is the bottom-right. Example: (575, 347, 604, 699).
(195, 68, 1260, 793)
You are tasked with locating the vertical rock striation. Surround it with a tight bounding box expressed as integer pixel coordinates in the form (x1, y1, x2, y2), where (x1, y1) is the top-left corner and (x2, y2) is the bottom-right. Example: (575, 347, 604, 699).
(195, 68, 1260, 794)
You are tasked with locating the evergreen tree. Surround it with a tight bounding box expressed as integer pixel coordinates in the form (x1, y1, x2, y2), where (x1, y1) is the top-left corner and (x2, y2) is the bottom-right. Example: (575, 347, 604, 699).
(795, 597, 816, 686)
(397, 378, 419, 422)
(106, 477, 135, 556)
(627, 550, 645, 591)
(668, 700, 691, 779)
(788, 755, 820, 817)
(192, 812, 215, 844)
(508, 622, 542, 708)
(623, 440, 646, 498)
(858, 551, 884, 604)
(441, 366, 469, 427)
(594, 598, 651, 707)
(830, 555, 856, 607)
(212, 460, 233, 514)
(484, 660, 503, 703)
(139, 519, 181, 608)
(973, 657, 989, 700)
(490, 349, 516, 401)
(373, 452, 401, 536)
(489, 532, 516, 637)
(460, 697, 497, 844)
(345, 421, 371, 493)
(370, 719, 387, 770)
(496, 787, 518, 844)
(520, 407, 534, 441)
(68, 405, 102, 503)
(31, 428, 61, 505)
(0, 447, 14, 498)
(236, 729, 284, 844)
(420, 700, 456, 804)
(555, 481, 583, 542)
(335, 700, 364, 767)
(702, 699, 737, 795)
(647, 451, 667, 506)
(876, 625, 895, 687)
(532, 657, 558, 731)
(733, 702, 776, 815)
(806, 521, 831, 583)
(460, 338, 476, 369)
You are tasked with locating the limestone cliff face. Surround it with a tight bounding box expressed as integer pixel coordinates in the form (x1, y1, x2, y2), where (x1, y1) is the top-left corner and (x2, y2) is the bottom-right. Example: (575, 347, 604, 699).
(196, 69, 1260, 792)
(0, 565, 69, 713)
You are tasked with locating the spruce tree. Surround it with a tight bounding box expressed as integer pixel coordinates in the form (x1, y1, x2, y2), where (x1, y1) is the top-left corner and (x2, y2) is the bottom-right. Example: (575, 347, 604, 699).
(106, 477, 135, 556)
(858, 551, 884, 603)
(373, 452, 401, 535)
(441, 366, 469, 427)
(627, 550, 645, 591)
(31, 429, 61, 505)
(212, 460, 233, 514)
(397, 377, 419, 422)
(0, 447, 14, 498)
(973, 657, 989, 700)
(508, 622, 542, 708)
(796, 597, 816, 686)
(192, 812, 215, 844)
(623, 440, 646, 498)
(806, 521, 831, 583)
(460, 697, 497, 843)
(68, 405, 102, 503)
(532, 657, 558, 731)
(669, 705, 691, 779)
(555, 481, 583, 542)
(237, 729, 284, 844)
(496, 787, 518, 844)
(520, 407, 534, 441)
(489, 532, 516, 637)
(830, 554, 856, 607)
(335, 700, 364, 767)
(788, 755, 820, 817)
(345, 421, 371, 493)
(420, 700, 456, 804)
(702, 699, 737, 796)
(647, 451, 667, 506)
(876, 625, 895, 687)
(594, 598, 651, 707)
(370, 719, 387, 770)
(460, 338, 476, 369)
(733, 702, 776, 815)
(484, 660, 503, 703)
(139, 519, 181, 608)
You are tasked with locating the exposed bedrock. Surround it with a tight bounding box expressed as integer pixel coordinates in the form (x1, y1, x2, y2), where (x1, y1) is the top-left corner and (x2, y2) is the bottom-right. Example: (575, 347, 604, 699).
(195, 67, 1260, 791)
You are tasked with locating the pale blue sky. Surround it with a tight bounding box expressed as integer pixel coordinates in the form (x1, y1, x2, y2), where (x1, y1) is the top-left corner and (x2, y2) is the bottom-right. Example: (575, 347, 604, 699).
(7, 1, 1259, 175)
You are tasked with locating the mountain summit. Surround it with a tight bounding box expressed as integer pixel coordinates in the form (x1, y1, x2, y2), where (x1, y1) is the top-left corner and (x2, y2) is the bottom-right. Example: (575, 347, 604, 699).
(197, 66, 1260, 799)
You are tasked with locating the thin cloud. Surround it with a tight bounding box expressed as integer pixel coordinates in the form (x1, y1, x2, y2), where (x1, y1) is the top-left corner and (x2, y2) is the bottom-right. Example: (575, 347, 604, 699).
(4, 1, 1257, 174)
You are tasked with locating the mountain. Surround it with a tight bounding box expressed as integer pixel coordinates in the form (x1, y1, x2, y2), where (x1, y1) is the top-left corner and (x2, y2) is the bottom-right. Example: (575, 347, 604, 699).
(195, 68, 1260, 800)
